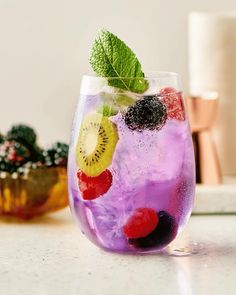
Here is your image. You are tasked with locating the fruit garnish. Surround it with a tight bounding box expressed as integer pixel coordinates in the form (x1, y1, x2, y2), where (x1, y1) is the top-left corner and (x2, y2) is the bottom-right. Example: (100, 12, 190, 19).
(128, 210, 178, 249)
(124, 95, 167, 131)
(160, 87, 185, 121)
(89, 29, 148, 93)
(98, 104, 118, 117)
(77, 169, 112, 200)
(76, 113, 118, 177)
(123, 208, 159, 239)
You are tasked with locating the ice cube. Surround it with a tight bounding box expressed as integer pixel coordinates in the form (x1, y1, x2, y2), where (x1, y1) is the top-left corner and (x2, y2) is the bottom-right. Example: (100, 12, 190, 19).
(111, 114, 187, 184)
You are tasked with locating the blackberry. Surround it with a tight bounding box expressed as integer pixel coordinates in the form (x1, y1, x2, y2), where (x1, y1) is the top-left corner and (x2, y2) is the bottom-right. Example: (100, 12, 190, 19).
(6, 124, 43, 162)
(124, 95, 167, 131)
(0, 133, 3, 144)
(43, 142, 69, 167)
(128, 211, 178, 249)
(7, 124, 37, 146)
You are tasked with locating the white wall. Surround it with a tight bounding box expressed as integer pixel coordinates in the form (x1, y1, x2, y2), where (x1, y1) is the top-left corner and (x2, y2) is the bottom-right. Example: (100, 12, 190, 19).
(0, 0, 236, 145)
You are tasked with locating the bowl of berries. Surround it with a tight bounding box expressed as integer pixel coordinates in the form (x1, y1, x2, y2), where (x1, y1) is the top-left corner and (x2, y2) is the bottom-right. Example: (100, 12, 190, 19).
(0, 124, 69, 220)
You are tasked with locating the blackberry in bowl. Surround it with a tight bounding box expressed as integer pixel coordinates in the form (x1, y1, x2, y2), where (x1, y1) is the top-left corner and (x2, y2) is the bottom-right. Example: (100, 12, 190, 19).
(0, 124, 69, 220)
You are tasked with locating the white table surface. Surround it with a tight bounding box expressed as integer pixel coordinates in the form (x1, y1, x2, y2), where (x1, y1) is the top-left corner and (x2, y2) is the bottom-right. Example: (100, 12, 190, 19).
(0, 208, 236, 295)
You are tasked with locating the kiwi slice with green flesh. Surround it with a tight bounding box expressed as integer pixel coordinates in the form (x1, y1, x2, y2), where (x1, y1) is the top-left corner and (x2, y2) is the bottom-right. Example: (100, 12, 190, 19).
(76, 113, 119, 177)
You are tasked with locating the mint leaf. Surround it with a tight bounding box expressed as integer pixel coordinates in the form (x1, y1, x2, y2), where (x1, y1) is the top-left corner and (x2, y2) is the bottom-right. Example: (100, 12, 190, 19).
(89, 30, 148, 94)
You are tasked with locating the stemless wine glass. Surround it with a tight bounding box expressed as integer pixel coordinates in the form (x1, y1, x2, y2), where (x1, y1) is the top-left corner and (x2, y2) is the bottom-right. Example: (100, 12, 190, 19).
(68, 72, 195, 254)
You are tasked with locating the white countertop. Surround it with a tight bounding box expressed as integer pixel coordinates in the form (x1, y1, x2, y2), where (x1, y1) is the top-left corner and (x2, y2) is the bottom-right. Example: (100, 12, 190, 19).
(0, 209, 236, 295)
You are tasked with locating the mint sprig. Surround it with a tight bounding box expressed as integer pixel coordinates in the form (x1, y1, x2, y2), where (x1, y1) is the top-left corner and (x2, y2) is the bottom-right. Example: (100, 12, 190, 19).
(89, 29, 148, 94)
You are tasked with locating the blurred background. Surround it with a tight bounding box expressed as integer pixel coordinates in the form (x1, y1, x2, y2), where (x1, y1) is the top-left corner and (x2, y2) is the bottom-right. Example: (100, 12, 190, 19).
(0, 3, 236, 293)
(0, 0, 236, 147)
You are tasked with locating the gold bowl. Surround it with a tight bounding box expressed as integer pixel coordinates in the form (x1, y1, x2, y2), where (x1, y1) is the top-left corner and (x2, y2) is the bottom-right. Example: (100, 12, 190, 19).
(0, 167, 68, 219)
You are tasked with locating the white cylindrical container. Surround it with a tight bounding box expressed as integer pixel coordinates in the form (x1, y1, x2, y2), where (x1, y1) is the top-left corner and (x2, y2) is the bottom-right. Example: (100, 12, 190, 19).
(189, 12, 236, 175)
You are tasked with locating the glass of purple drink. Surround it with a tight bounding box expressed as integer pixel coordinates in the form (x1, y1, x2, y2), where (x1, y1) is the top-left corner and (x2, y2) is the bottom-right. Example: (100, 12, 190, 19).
(68, 71, 195, 254)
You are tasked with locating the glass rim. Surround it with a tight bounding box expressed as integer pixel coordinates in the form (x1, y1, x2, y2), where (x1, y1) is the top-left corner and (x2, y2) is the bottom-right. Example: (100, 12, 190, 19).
(83, 71, 179, 80)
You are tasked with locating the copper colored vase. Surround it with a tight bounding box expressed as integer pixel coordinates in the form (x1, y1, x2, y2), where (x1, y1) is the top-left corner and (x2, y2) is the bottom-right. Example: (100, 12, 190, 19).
(187, 93, 221, 184)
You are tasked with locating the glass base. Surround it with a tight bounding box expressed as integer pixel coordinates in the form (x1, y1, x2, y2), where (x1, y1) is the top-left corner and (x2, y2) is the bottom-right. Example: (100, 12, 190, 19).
(98, 241, 205, 256)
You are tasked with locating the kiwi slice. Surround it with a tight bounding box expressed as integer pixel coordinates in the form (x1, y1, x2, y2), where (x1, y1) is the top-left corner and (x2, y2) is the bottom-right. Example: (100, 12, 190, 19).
(76, 113, 119, 177)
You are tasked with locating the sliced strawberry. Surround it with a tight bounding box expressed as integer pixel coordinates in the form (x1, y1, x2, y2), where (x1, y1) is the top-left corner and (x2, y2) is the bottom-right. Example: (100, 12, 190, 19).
(123, 208, 159, 239)
(160, 87, 185, 121)
(77, 169, 112, 200)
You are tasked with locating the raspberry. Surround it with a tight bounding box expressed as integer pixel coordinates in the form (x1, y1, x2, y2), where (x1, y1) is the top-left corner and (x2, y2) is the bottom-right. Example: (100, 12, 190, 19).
(77, 169, 113, 200)
(160, 87, 185, 121)
(124, 96, 167, 131)
(123, 208, 159, 239)
(0, 140, 31, 173)
(128, 210, 178, 249)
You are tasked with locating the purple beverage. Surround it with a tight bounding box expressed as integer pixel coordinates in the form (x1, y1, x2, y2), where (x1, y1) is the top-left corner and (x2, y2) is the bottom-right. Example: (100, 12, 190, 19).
(68, 30, 195, 254)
